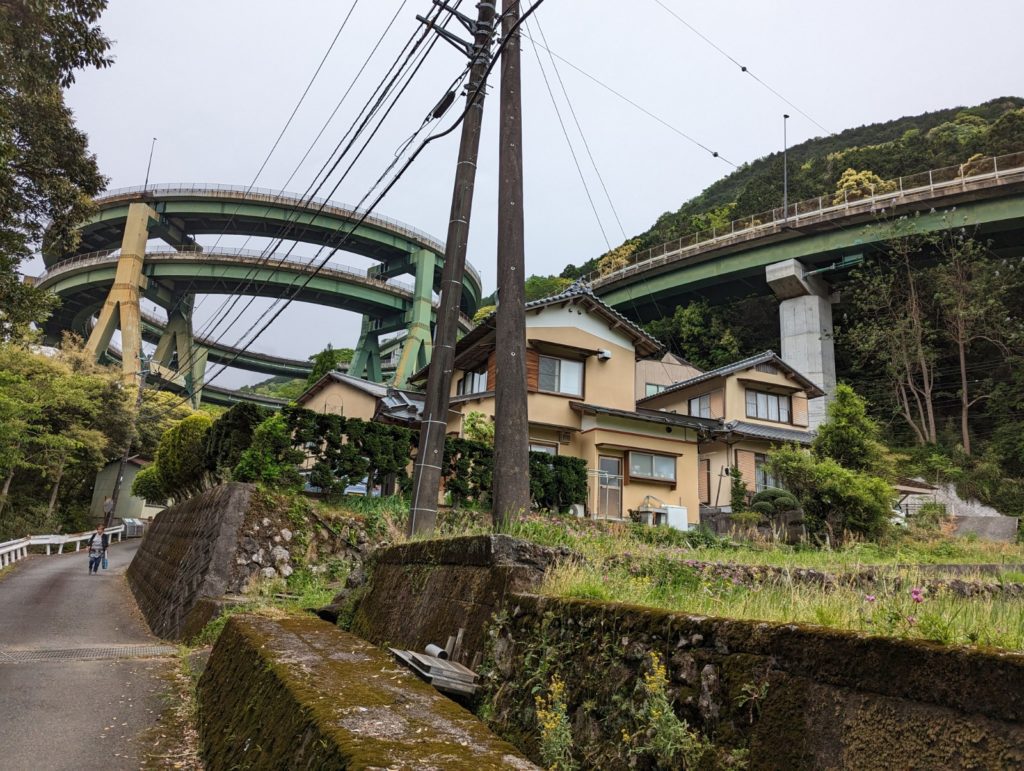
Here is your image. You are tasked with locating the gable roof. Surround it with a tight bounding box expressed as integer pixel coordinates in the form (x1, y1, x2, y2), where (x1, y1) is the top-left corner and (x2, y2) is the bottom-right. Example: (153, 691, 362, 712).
(635, 350, 825, 403)
(411, 280, 664, 382)
(297, 371, 392, 405)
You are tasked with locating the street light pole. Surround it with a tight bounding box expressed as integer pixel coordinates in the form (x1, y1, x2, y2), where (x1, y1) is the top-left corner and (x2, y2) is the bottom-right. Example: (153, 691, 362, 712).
(143, 137, 157, 193)
(782, 115, 790, 224)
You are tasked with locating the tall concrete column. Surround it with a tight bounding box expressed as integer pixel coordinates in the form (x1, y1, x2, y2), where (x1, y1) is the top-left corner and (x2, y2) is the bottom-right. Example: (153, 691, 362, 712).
(85, 202, 156, 385)
(153, 294, 206, 408)
(766, 259, 836, 429)
(393, 248, 436, 387)
(349, 315, 382, 383)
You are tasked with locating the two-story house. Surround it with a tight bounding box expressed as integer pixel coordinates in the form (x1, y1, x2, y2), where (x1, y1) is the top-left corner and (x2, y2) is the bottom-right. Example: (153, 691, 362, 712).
(411, 284, 715, 524)
(638, 351, 824, 509)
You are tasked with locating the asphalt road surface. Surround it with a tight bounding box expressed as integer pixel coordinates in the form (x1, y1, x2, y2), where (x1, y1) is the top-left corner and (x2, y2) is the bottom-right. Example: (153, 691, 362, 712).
(0, 539, 176, 770)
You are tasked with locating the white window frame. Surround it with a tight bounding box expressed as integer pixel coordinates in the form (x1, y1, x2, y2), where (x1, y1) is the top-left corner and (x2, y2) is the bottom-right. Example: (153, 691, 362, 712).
(538, 355, 583, 397)
(456, 368, 488, 396)
(627, 451, 676, 483)
(688, 393, 711, 418)
(645, 383, 666, 397)
(745, 389, 791, 423)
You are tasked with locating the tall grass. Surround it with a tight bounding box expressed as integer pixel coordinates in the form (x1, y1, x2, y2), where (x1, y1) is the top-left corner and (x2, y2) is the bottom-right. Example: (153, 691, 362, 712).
(542, 560, 1024, 651)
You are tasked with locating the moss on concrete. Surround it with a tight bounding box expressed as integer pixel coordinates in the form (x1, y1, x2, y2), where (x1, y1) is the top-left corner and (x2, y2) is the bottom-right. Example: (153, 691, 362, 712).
(197, 614, 535, 770)
(479, 594, 1024, 769)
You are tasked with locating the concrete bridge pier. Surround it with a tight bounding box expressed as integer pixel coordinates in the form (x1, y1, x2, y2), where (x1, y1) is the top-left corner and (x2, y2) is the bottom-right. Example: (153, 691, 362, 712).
(152, 293, 207, 408)
(350, 315, 382, 383)
(766, 259, 837, 428)
(85, 202, 158, 384)
(393, 248, 436, 387)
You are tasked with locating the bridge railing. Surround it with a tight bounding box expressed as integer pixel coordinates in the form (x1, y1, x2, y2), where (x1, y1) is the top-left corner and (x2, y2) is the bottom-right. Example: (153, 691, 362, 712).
(0, 525, 126, 567)
(92, 183, 483, 290)
(588, 150, 1024, 287)
(40, 246, 475, 329)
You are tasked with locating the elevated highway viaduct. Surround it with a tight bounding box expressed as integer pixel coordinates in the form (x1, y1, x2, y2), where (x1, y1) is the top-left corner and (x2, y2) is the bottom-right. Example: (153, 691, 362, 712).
(38, 185, 480, 404)
(592, 153, 1024, 427)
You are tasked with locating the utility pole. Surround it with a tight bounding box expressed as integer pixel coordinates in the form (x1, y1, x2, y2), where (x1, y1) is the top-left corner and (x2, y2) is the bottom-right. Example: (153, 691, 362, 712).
(106, 353, 150, 527)
(492, 0, 530, 528)
(408, 1, 496, 536)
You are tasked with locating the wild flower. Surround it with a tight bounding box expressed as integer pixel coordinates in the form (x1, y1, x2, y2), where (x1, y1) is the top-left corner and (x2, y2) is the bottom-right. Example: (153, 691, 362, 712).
(906, 615, 917, 625)
(865, 594, 876, 603)
(910, 587, 925, 603)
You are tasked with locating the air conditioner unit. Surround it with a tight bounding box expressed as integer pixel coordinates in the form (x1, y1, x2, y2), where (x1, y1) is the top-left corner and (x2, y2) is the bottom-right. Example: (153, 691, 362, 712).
(557, 431, 571, 444)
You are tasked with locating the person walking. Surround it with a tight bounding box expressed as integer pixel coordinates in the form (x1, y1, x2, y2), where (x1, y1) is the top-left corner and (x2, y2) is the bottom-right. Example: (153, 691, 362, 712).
(87, 524, 109, 575)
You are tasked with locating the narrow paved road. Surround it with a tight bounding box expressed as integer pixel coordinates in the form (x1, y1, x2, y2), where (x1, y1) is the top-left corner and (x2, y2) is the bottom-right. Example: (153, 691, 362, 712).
(0, 539, 176, 770)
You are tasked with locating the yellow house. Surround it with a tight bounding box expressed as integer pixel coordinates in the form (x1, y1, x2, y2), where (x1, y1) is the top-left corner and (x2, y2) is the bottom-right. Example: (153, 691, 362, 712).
(412, 285, 716, 525)
(638, 351, 824, 510)
(296, 372, 424, 426)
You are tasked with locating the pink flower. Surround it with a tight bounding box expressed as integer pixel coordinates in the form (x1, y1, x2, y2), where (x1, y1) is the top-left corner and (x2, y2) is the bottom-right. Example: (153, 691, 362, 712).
(865, 594, 876, 603)
(910, 587, 925, 603)
(906, 615, 917, 625)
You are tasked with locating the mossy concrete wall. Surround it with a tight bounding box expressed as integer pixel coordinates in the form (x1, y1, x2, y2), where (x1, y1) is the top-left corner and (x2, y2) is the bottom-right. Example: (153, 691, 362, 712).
(126, 483, 255, 640)
(351, 535, 569, 665)
(197, 614, 536, 770)
(483, 594, 1024, 770)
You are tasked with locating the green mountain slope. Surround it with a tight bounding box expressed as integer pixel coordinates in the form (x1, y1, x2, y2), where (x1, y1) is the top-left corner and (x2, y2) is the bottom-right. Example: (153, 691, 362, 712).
(560, 97, 1024, 278)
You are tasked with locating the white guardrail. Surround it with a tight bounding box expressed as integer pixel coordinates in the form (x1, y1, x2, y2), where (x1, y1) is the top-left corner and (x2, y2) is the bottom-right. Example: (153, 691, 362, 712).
(0, 525, 125, 567)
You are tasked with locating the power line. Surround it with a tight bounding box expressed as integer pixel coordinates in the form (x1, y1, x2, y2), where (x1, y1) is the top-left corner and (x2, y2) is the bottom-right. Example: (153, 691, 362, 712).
(519, 31, 735, 167)
(649, 0, 833, 136)
(143, 0, 550, 421)
(158, 1, 365, 326)
(524, 18, 610, 249)
(161, 2, 459, 383)
(532, 12, 626, 241)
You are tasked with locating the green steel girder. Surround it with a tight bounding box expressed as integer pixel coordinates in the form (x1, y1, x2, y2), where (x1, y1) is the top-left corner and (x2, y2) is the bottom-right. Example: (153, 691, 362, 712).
(50, 191, 482, 315)
(598, 195, 1024, 320)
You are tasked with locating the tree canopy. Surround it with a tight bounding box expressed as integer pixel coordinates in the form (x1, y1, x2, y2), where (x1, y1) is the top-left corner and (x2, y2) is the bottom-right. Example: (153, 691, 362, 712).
(0, 0, 112, 339)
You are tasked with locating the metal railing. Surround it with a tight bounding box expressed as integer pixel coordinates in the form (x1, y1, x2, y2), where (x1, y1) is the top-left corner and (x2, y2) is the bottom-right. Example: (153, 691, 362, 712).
(92, 182, 483, 289)
(588, 151, 1024, 288)
(39, 247, 475, 328)
(0, 525, 126, 567)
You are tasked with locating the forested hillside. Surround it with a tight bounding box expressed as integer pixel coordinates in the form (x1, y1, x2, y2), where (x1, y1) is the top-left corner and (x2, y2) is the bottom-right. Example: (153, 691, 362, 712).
(559, 97, 1024, 279)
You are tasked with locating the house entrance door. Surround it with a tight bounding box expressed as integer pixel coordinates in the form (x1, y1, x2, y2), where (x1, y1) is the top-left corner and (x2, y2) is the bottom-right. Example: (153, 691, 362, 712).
(597, 456, 622, 519)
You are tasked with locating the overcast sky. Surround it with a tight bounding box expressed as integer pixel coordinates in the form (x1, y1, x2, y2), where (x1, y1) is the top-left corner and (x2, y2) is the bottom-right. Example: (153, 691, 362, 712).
(41, 0, 1024, 388)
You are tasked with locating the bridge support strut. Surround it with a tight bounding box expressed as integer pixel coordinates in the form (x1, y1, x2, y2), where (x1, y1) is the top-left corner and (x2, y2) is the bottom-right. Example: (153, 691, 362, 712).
(350, 316, 382, 383)
(85, 202, 157, 385)
(393, 248, 436, 386)
(766, 259, 837, 429)
(152, 293, 207, 408)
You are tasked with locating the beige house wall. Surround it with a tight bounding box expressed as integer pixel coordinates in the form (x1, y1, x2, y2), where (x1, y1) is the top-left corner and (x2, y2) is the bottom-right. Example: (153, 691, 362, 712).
(644, 369, 814, 431)
(635, 356, 702, 401)
(299, 381, 379, 421)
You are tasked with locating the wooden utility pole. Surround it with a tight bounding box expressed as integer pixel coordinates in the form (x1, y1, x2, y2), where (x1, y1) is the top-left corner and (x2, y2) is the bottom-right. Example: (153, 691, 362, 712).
(492, 0, 530, 528)
(408, 1, 496, 536)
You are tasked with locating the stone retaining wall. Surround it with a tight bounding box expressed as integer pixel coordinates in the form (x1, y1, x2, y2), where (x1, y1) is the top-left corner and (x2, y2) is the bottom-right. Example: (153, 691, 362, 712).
(197, 614, 536, 770)
(126, 482, 362, 640)
(350, 535, 571, 666)
(126, 483, 255, 640)
(483, 594, 1024, 770)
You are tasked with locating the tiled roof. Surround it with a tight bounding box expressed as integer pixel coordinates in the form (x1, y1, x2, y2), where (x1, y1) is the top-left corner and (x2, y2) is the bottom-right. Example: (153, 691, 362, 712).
(297, 371, 399, 404)
(721, 420, 815, 445)
(571, 402, 719, 433)
(636, 350, 825, 403)
(412, 280, 664, 381)
(377, 388, 425, 425)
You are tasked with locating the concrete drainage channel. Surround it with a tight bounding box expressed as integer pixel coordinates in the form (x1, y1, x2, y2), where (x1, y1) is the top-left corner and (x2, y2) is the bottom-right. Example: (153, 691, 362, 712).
(0, 645, 177, 662)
